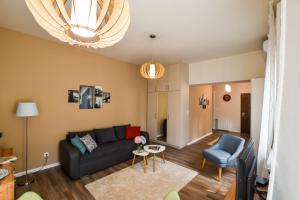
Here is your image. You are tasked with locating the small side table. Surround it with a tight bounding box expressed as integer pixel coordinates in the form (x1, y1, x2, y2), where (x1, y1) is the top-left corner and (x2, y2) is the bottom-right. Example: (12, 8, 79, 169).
(144, 145, 166, 172)
(131, 150, 149, 173)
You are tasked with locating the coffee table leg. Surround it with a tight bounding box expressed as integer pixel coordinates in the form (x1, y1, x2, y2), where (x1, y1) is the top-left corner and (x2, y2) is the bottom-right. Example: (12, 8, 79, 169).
(146, 156, 148, 165)
(153, 154, 156, 172)
(143, 156, 147, 173)
(131, 154, 136, 168)
(162, 152, 165, 163)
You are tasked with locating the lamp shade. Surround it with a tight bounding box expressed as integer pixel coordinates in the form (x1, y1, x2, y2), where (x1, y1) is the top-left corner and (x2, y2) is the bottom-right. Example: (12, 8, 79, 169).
(140, 62, 165, 79)
(16, 102, 39, 117)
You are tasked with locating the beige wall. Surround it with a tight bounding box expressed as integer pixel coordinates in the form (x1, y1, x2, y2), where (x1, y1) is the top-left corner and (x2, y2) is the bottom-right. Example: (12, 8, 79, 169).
(189, 85, 212, 143)
(189, 50, 266, 85)
(213, 82, 251, 132)
(0, 28, 147, 172)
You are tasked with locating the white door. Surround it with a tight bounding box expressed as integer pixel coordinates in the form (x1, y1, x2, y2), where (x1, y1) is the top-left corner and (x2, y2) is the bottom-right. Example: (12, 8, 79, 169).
(147, 92, 158, 140)
(167, 91, 182, 147)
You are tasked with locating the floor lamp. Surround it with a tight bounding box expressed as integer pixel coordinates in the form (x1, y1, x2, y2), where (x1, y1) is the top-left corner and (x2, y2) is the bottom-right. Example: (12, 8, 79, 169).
(16, 102, 39, 186)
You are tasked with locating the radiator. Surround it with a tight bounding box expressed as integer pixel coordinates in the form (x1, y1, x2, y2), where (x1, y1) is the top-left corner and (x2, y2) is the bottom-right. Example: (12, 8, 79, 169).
(215, 118, 231, 131)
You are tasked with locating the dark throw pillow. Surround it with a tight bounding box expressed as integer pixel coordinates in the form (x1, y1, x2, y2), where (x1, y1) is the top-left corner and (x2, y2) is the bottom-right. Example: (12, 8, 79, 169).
(94, 128, 118, 144)
(80, 134, 98, 152)
(125, 126, 141, 140)
(114, 124, 131, 140)
(67, 130, 95, 141)
(70, 136, 87, 155)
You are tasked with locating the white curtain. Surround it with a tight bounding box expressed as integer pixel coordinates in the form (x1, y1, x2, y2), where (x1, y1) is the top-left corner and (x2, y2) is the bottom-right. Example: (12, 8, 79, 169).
(257, 1, 279, 178)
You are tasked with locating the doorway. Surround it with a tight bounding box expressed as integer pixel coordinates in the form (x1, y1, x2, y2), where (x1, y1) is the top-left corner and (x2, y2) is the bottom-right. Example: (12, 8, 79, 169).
(157, 92, 168, 142)
(241, 93, 251, 134)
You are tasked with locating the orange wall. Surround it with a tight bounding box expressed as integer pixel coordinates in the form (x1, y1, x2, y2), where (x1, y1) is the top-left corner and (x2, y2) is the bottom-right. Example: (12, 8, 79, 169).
(0, 28, 147, 171)
(189, 85, 212, 142)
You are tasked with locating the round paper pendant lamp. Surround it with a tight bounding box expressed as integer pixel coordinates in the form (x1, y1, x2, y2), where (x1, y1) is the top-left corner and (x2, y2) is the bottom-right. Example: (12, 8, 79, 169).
(140, 62, 165, 79)
(25, 0, 130, 48)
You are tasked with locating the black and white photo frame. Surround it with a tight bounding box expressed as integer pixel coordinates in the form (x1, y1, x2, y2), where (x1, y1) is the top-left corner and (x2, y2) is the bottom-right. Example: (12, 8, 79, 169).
(68, 90, 79, 103)
(68, 84, 110, 109)
(79, 85, 94, 109)
(102, 92, 111, 103)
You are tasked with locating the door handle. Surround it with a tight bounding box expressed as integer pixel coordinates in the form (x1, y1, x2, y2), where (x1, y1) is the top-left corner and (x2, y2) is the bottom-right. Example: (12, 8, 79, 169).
(242, 112, 245, 117)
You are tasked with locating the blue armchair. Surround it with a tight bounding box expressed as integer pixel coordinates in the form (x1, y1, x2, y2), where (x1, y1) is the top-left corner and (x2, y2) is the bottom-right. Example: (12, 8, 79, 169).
(202, 134, 245, 181)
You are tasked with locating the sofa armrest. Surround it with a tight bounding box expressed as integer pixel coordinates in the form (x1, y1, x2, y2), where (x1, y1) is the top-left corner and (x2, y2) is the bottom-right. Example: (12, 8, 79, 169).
(140, 131, 150, 144)
(59, 140, 81, 179)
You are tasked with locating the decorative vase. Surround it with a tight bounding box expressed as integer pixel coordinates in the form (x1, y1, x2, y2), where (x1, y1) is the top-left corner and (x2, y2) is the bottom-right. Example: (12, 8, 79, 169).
(137, 144, 143, 153)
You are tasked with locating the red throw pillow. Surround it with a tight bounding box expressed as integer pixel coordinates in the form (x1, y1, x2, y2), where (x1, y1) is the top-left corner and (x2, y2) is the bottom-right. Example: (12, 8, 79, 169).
(125, 126, 140, 140)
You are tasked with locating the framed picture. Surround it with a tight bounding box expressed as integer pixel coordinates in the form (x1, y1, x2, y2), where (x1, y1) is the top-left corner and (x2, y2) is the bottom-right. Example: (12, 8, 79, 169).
(102, 92, 111, 103)
(94, 97, 103, 108)
(94, 85, 103, 97)
(79, 85, 94, 109)
(68, 90, 79, 103)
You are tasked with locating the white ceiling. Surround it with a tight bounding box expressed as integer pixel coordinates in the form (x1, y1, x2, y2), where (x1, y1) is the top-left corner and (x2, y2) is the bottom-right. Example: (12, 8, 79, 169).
(0, 0, 269, 65)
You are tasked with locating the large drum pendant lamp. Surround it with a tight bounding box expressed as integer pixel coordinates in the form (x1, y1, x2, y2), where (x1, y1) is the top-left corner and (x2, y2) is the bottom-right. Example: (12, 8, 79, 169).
(140, 34, 165, 79)
(25, 0, 130, 48)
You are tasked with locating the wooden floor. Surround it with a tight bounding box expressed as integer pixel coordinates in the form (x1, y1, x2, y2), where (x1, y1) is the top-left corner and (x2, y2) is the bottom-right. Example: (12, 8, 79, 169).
(15, 132, 243, 200)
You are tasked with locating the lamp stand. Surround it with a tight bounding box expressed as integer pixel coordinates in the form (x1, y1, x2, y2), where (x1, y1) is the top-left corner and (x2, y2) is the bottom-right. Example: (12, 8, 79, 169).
(17, 117, 34, 186)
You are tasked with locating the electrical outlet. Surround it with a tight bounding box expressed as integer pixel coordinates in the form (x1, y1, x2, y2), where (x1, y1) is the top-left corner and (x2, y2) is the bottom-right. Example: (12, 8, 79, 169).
(43, 152, 49, 158)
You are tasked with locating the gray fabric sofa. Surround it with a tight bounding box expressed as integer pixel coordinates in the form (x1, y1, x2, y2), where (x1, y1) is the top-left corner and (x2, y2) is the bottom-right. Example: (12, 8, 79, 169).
(59, 125, 149, 179)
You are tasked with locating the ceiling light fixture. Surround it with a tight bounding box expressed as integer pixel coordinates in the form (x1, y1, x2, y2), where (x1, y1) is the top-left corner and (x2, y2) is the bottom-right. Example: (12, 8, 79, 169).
(25, 0, 130, 48)
(140, 34, 165, 79)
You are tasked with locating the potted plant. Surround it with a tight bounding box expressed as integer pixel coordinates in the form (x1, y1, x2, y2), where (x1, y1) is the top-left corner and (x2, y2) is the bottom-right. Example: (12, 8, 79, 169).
(134, 136, 146, 153)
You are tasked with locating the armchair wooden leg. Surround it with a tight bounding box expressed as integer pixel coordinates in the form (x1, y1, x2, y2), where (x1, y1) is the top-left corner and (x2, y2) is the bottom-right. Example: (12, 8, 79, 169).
(201, 158, 206, 169)
(218, 168, 222, 181)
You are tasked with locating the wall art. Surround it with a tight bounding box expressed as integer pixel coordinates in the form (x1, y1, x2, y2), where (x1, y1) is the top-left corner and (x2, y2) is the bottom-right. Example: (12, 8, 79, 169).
(68, 90, 79, 103)
(79, 85, 94, 109)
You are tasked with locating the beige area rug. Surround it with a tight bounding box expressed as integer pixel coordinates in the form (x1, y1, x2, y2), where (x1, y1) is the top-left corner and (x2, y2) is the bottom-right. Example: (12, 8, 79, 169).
(85, 159, 198, 200)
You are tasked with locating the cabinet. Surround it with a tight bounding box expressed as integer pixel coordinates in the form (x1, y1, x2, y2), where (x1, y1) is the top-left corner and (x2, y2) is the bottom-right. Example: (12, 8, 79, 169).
(166, 91, 182, 146)
(146, 63, 189, 148)
(147, 92, 158, 140)
(147, 64, 182, 93)
(0, 164, 14, 200)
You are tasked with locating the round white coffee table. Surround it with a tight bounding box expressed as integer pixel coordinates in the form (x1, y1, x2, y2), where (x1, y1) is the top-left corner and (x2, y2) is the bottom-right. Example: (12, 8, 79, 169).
(131, 150, 149, 173)
(144, 145, 166, 172)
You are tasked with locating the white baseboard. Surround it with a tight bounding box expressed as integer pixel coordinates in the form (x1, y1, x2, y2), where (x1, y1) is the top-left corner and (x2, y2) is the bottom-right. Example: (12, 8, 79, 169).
(187, 132, 213, 146)
(14, 162, 60, 178)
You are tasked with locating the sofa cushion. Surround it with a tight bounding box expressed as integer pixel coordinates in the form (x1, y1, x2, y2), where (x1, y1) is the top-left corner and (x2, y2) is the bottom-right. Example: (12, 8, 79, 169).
(80, 134, 98, 152)
(114, 124, 130, 140)
(125, 126, 140, 140)
(94, 128, 118, 144)
(70, 136, 86, 155)
(203, 149, 231, 164)
(80, 140, 136, 163)
(67, 130, 95, 141)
